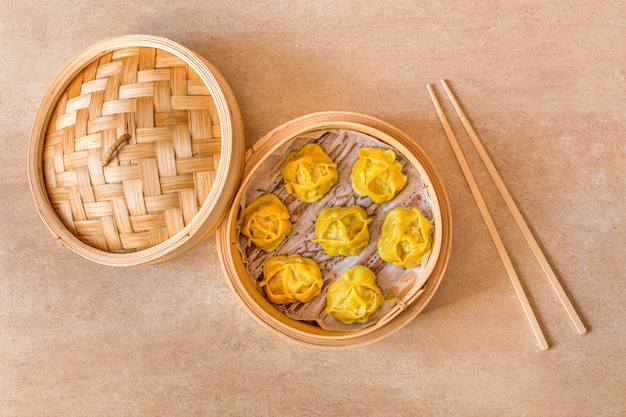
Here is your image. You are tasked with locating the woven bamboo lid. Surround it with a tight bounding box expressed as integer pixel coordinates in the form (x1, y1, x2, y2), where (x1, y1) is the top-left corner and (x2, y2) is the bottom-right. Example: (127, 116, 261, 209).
(216, 112, 452, 347)
(28, 35, 244, 266)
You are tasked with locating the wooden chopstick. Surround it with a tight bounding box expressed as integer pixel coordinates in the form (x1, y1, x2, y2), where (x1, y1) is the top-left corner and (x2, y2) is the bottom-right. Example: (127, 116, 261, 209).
(427, 84, 549, 350)
(439, 80, 586, 336)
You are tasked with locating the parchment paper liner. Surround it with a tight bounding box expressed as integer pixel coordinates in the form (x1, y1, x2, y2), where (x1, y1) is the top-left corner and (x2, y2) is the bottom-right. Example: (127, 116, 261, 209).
(235, 129, 434, 331)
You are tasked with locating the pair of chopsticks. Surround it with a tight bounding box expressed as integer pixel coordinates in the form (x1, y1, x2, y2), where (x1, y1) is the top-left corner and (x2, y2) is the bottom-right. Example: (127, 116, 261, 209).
(427, 80, 586, 350)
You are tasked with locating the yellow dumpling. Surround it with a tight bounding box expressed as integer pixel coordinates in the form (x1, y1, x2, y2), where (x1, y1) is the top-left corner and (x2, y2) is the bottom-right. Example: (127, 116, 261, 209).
(241, 194, 291, 252)
(280, 143, 338, 203)
(260, 254, 323, 304)
(351, 147, 407, 203)
(378, 207, 433, 268)
(311, 205, 371, 256)
(325, 265, 384, 324)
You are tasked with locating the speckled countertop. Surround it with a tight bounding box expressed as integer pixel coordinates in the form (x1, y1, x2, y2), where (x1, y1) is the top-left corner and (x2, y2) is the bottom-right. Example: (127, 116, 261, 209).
(1, 1, 624, 416)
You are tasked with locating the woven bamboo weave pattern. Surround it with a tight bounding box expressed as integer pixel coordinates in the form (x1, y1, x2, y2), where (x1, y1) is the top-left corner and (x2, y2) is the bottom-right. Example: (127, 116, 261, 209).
(42, 47, 222, 253)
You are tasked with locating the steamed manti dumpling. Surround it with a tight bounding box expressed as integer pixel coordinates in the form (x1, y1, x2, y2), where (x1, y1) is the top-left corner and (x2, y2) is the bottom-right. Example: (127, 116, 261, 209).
(325, 265, 384, 324)
(351, 147, 407, 203)
(279, 143, 338, 203)
(241, 194, 291, 252)
(260, 254, 323, 304)
(378, 207, 433, 268)
(311, 205, 372, 256)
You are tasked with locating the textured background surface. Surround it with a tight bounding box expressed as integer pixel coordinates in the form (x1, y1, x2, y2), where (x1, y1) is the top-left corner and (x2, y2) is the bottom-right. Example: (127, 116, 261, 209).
(1, 1, 624, 416)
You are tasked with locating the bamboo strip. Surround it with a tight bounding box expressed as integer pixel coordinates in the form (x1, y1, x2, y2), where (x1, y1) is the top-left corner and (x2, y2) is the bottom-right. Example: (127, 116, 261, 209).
(154, 111, 187, 126)
(427, 84, 549, 350)
(111, 198, 133, 233)
(112, 47, 139, 60)
(137, 69, 170, 82)
(102, 98, 137, 116)
(68, 188, 87, 220)
(84, 201, 114, 218)
(44, 131, 63, 147)
(138, 47, 155, 70)
(58, 202, 76, 234)
(76, 166, 96, 203)
(56, 111, 77, 130)
(175, 156, 215, 174)
(149, 227, 169, 246)
(155, 52, 186, 68)
(170, 66, 187, 96)
(122, 179, 147, 216)
(79, 232, 108, 251)
(81, 79, 108, 94)
(119, 82, 155, 99)
(138, 159, 161, 196)
(164, 208, 185, 236)
(87, 148, 106, 185)
(75, 219, 105, 235)
(87, 90, 105, 119)
(119, 231, 152, 249)
(159, 174, 195, 192)
(180, 189, 197, 224)
(135, 97, 154, 128)
(117, 143, 156, 162)
(103, 72, 121, 102)
(155, 141, 177, 176)
(136, 127, 172, 142)
(75, 134, 102, 151)
(120, 55, 139, 84)
(43, 160, 57, 189)
(63, 150, 88, 170)
(101, 216, 123, 250)
(75, 108, 89, 138)
(171, 95, 213, 110)
(96, 60, 122, 78)
(53, 144, 65, 171)
(194, 171, 213, 205)
(187, 80, 210, 95)
(144, 193, 180, 213)
(189, 110, 213, 139)
(440, 80, 586, 335)
(66, 94, 92, 112)
(103, 164, 140, 183)
(93, 183, 124, 200)
(63, 127, 76, 153)
(56, 170, 78, 187)
(131, 213, 166, 231)
(47, 187, 69, 204)
(153, 81, 172, 112)
(192, 138, 221, 155)
(172, 124, 193, 158)
(87, 115, 117, 134)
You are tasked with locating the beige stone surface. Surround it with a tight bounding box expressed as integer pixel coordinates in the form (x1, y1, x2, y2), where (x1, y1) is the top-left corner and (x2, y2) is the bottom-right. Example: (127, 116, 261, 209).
(1, 1, 624, 415)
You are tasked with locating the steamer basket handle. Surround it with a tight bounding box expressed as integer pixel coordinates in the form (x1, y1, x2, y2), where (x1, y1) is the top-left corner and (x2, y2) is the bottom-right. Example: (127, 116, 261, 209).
(102, 133, 131, 167)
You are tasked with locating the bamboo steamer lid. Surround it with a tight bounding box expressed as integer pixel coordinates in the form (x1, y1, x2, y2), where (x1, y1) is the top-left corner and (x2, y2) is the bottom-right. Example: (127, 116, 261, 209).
(28, 35, 244, 266)
(216, 112, 452, 348)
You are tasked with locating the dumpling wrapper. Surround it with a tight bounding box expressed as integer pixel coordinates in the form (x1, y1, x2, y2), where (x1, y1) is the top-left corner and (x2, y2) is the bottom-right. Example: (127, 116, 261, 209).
(280, 143, 338, 202)
(241, 194, 291, 252)
(378, 207, 433, 268)
(260, 254, 323, 304)
(351, 147, 407, 204)
(325, 265, 384, 324)
(311, 205, 371, 256)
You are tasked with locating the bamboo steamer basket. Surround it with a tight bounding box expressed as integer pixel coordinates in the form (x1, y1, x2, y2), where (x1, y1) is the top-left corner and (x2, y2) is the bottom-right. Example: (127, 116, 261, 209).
(216, 111, 452, 348)
(28, 35, 244, 266)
